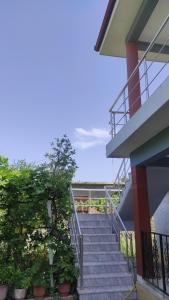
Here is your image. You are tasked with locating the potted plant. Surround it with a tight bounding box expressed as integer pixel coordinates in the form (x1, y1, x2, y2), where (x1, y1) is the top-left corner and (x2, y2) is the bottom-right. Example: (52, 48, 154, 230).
(12, 268, 32, 300)
(55, 246, 78, 297)
(32, 273, 47, 300)
(0, 264, 13, 300)
(31, 254, 49, 300)
(57, 263, 78, 297)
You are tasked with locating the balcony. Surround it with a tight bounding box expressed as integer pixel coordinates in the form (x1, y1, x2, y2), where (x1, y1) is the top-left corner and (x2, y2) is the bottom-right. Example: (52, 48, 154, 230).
(107, 15, 169, 159)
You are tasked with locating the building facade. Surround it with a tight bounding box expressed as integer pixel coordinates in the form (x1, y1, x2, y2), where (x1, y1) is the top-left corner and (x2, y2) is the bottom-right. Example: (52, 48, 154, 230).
(95, 0, 169, 298)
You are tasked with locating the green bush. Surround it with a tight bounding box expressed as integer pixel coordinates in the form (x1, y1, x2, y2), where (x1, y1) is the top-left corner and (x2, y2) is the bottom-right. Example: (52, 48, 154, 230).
(0, 135, 77, 289)
(12, 267, 32, 289)
(0, 264, 14, 285)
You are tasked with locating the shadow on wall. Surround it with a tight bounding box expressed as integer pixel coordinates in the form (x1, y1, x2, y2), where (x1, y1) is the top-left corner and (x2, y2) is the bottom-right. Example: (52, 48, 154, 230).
(153, 191, 169, 235)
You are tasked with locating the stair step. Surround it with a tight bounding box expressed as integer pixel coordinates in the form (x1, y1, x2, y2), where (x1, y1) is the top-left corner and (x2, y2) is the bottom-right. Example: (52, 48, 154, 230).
(78, 213, 110, 221)
(79, 220, 110, 227)
(78, 286, 137, 300)
(71, 215, 136, 299)
(79, 272, 133, 288)
(81, 226, 112, 234)
(83, 251, 124, 262)
(83, 234, 117, 243)
(83, 242, 119, 252)
(83, 261, 128, 274)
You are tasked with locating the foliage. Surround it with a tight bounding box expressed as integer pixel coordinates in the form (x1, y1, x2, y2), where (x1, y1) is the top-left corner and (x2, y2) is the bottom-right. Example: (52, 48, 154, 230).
(12, 267, 32, 289)
(31, 247, 49, 288)
(0, 264, 13, 285)
(0, 135, 77, 289)
(54, 243, 78, 285)
(120, 232, 136, 258)
(45, 135, 77, 180)
(56, 262, 78, 285)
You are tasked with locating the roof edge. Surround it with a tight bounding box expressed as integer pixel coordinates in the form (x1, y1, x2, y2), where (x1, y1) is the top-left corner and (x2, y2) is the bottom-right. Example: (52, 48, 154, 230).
(95, 0, 117, 52)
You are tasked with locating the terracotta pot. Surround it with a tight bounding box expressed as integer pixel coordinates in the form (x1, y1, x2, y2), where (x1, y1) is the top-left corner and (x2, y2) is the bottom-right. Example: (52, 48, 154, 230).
(33, 286, 46, 300)
(0, 285, 8, 300)
(14, 288, 27, 300)
(58, 283, 71, 297)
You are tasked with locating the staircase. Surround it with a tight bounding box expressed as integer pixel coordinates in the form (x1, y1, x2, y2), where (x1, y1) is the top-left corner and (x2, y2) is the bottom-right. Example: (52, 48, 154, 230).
(117, 164, 169, 225)
(76, 213, 136, 300)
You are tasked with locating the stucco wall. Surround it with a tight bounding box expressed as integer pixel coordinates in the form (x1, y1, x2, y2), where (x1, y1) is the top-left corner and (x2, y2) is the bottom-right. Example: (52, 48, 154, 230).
(153, 191, 169, 235)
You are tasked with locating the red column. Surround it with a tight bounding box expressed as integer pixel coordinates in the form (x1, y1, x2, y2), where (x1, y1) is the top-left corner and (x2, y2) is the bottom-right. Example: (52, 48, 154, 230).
(126, 42, 151, 276)
(132, 166, 151, 276)
(126, 42, 141, 117)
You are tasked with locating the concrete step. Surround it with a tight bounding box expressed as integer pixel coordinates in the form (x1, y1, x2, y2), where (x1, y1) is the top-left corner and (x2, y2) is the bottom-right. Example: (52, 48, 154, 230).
(83, 234, 117, 243)
(78, 213, 110, 221)
(83, 261, 128, 275)
(83, 251, 124, 262)
(81, 226, 112, 234)
(83, 242, 119, 252)
(78, 286, 137, 300)
(78, 272, 133, 288)
(79, 220, 111, 227)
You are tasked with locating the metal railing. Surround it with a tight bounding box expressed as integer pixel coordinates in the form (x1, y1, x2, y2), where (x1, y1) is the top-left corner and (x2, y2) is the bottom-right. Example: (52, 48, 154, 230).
(70, 188, 83, 287)
(70, 186, 136, 286)
(114, 158, 131, 202)
(105, 186, 136, 283)
(73, 187, 121, 213)
(109, 14, 169, 138)
(142, 231, 169, 296)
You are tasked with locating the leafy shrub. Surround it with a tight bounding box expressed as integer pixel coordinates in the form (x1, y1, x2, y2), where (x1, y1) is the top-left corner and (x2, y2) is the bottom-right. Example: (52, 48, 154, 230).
(0, 135, 77, 289)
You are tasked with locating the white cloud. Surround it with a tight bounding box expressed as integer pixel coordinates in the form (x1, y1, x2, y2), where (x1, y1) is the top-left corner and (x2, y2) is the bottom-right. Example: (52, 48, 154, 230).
(74, 127, 109, 150)
(74, 140, 104, 150)
(75, 128, 109, 139)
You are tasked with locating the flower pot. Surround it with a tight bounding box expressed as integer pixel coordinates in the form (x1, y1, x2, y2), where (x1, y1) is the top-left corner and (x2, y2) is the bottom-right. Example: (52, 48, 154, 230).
(58, 283, 71, 297)
(14, 288, 27, 300)
(33, 286, 46, 300)
(0, 285, 8, 300)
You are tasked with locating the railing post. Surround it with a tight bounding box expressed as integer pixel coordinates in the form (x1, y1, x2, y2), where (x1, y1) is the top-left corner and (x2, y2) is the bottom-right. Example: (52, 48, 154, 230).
(117, 175, 121, 200)
(110, 111, 113, 137)
(144, 59, 149, 100)
(118, 230, 121, 250)
(79, 234, 83, 288)
(89, 190, 91, 211)
(123, 89, 128, 124)
(130, 233, 136, 283)
(124, 159, 127, 181)
(113, 112, 116, 137)
(159, 234, 166, 293)
(126, 234, 129, 271)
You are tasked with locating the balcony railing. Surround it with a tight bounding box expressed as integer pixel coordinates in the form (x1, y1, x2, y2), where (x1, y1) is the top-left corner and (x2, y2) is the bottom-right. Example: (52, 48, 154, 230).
(142, 231, 169, 296)
(109, 14, 169, 138)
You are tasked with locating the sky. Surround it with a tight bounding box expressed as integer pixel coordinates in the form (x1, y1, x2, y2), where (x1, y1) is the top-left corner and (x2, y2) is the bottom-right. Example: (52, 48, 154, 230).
(0, 1, 127, 182)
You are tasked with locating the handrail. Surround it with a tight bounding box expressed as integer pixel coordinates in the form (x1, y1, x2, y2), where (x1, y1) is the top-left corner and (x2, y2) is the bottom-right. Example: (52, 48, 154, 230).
(105, 187, 129, 237)
(72, 188, 120, 192)
(109, 13, 169, 113)
(114, 159, 129, 184)
(104, 186, 136, 283)
(70, 188, 82, 235)
(70, 187, 83, 287)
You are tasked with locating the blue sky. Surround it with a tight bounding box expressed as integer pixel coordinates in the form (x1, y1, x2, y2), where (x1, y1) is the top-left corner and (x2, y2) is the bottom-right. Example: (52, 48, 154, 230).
(0, 1, 127, 182)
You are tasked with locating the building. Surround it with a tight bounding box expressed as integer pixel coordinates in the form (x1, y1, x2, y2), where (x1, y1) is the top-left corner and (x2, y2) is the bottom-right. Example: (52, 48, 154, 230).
(95, 0, 169, 298)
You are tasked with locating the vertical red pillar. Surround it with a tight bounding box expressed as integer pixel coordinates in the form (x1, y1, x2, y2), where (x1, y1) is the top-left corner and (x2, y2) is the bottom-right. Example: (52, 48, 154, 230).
(126, 42, 151, 276)
(132, 166, 151, 276)
(126, 42, 141, 117)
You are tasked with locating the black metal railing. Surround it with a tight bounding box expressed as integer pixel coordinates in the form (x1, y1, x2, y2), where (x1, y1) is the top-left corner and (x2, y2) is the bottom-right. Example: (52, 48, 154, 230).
(142, 231, 169, 296)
